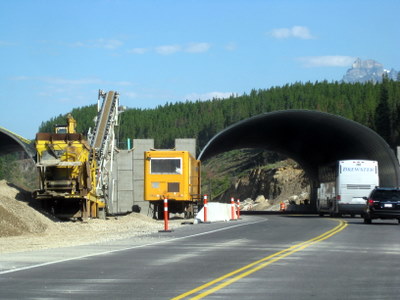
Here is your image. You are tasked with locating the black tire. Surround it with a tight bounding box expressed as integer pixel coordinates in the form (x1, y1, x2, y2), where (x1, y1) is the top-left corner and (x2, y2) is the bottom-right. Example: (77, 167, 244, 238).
(364, 218, 372, 224)
(157, 203, 164, 220)
(184, 210, 192, 219)
(319, 212, 324, 217)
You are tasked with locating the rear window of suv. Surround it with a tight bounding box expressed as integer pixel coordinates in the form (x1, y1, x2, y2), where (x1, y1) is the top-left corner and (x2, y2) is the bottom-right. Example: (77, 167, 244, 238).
(372, 190, 400, 201)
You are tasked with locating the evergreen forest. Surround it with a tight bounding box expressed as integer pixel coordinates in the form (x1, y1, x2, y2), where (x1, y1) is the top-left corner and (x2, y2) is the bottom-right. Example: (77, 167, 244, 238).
(38, 78, 400, 153)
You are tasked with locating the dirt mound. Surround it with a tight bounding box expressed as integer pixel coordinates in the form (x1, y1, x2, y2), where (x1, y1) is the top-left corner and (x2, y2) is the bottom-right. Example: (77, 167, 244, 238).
(0, 180, 52, 237)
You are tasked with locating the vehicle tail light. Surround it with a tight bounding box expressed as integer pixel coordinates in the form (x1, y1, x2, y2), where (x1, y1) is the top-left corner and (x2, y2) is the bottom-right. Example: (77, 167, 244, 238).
(336, 195, 341, 200)
(368, 199, 374, 206)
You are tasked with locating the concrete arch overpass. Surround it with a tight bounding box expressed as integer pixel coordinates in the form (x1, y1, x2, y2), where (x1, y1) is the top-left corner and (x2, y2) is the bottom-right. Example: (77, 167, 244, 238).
(199, 110, 400, 203)
(0, 127, 35, 159)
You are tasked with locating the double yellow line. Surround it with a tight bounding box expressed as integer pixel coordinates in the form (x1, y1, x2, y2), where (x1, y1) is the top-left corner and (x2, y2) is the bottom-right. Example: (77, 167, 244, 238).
(173, 219, 347, 300)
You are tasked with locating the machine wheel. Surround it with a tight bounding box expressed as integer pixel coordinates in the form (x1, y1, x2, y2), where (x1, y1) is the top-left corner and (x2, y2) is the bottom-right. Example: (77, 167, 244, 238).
(98, 208, 106, 220)
(364, 217, 372, 224)
(319, 212, 324, 217)
(184, 210, 192, 219)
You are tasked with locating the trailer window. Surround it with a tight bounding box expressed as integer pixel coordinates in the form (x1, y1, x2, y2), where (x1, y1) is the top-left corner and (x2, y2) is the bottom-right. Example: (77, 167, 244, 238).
(150, 158, 182, 174)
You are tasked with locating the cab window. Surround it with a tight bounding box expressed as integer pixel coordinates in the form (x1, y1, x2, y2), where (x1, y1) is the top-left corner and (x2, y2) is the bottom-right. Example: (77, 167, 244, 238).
(150, 158, 182, 174)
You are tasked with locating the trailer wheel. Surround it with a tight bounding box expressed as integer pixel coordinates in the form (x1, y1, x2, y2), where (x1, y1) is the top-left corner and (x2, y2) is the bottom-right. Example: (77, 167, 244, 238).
(184, 203, 195, 219)
(157, 203, 164, 220)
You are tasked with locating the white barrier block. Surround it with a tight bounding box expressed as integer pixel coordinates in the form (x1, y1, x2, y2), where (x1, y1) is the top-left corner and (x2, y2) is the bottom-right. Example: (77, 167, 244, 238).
(195, 203, 237, 222)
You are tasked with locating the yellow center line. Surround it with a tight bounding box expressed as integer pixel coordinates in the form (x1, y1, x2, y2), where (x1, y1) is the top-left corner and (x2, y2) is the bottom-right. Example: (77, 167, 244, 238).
(172, 219, 347, 300)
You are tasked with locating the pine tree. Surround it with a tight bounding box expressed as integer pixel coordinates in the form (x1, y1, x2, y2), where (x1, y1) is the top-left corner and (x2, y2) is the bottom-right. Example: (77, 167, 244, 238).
(375, 74, 391, 144)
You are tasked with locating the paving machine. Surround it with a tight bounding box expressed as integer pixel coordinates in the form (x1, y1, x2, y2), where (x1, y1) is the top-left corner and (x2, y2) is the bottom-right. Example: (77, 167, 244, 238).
(33, 114, 102, 219)
(33, 90, 120, 219)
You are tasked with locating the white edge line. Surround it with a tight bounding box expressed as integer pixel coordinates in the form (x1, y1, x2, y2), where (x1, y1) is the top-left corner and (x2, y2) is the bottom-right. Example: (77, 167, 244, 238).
(0, 218, 267, 275)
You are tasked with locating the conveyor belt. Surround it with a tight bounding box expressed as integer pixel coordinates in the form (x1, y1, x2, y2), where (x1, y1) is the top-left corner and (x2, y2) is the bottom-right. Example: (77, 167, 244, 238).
(89, 90, 120, 205)
(92, 91, 116, 152)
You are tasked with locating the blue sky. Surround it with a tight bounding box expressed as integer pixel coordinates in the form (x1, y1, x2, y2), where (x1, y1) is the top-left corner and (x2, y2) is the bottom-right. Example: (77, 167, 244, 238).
(1, 0, 399, 139)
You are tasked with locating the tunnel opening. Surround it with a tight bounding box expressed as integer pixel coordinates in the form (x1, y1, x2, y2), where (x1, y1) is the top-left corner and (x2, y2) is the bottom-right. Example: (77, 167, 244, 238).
(0, 128, 37, 190)
(199, 110, 400, 210)
(0, 151, 37, 191)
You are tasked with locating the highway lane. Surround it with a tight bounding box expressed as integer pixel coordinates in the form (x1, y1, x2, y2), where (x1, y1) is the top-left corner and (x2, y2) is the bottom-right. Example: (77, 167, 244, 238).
(0, 215, 399, 299)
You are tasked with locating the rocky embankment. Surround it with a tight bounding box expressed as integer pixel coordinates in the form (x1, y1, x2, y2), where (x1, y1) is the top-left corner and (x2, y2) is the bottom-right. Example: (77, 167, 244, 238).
(216, 160, 311, 211)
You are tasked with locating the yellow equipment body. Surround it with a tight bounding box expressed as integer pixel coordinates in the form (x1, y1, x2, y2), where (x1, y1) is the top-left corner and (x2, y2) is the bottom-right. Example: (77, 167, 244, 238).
(33, 114, 103, 219)
(144, 150, 201, 218)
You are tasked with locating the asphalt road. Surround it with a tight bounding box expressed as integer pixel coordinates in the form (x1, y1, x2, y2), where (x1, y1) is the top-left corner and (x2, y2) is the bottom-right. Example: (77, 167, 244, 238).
(1, 214, 399, 299)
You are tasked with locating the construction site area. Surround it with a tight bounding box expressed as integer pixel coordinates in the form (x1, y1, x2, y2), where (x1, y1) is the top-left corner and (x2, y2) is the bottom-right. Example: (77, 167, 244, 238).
(0, 90, 204, 253)
(0, 179, 190, 254)
(1, 90, 202, 218)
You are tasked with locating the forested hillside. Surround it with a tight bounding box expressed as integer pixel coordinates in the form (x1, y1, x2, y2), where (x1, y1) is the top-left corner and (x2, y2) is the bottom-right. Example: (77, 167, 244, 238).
(39, 78, 400, 152)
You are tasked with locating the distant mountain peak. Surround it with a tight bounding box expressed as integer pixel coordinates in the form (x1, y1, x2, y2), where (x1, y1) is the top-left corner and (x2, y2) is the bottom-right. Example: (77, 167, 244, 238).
(342, 58, 398, 83)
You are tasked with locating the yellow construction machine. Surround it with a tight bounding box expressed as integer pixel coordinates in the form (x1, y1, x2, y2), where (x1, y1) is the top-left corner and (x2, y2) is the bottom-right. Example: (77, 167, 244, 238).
(33, 114, 104, 219)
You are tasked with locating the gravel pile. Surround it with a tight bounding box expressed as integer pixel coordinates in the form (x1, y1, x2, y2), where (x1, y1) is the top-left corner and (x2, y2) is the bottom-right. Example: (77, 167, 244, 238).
(0, 180, 186, 254)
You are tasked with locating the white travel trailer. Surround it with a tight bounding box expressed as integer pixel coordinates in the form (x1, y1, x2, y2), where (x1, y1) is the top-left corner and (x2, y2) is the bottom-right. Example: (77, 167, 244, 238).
(317, 160, 379, 217)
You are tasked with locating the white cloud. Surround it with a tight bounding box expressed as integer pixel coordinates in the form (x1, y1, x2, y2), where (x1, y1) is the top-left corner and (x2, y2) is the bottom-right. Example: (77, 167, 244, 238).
(70, 38, 123, 50)
(269, 26, 315, 39)
(155, 45, 182, 55)
(185, 92, 235, 101)
(116, 81, 134, 86)
(96, 38, 123, 49)
(297, 56, 356, 67)
(225, 42, 237, 51)
(127, 47, 148, 54)
(123, 91, 138, 98)
(129, 43, 211, 55)
(185, 42, 211, 53)
(10, 76, 135, 87)
(0, 40, 15, 46)
(291, 26, 314, 39)
(10, 75, 30, 81)
(43, 77, 105, 85)
(69, 41, 85, 47)
(270, 28, 291, 39)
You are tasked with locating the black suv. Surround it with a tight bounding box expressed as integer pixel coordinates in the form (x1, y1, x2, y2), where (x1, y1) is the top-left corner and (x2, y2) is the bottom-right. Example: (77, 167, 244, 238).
(363, 187, 400, 224)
